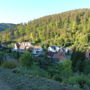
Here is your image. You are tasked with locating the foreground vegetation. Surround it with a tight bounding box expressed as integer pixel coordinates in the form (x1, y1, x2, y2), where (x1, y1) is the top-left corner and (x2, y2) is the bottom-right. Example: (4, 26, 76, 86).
(0, 50, 90, 90)
(0, 67, 77, 90)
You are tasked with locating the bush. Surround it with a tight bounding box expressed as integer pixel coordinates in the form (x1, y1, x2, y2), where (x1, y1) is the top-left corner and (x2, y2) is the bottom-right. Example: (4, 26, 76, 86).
(2, 61, 18, 69)
(34, 56, 52, 70)
(64, 74, 90, 89)
(30, 63, 50, 78)
(61, 60, 73, 77)
(71, 51, 85, 72)
(19, 51, 34, 67)
(0, 52, 5, 64)
(83, 61, 90, 74)
(11, 52, 20, 59)
(52, 74, 63, 82)
(47, 60, 73, 81)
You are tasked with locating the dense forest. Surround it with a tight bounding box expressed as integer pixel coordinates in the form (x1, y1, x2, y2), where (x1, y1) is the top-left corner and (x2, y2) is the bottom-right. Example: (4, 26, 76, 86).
(0, 9, 90, 50)
(0, 23, 16, 31)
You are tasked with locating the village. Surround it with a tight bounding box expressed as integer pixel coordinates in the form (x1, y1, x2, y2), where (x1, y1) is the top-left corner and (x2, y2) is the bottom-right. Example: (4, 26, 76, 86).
(0, 1, 90, 89)
(0, 41, 89, 63)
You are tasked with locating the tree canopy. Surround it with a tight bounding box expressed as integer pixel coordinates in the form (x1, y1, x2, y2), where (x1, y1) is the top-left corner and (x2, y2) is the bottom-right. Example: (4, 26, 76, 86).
(0, 9, 90, 50)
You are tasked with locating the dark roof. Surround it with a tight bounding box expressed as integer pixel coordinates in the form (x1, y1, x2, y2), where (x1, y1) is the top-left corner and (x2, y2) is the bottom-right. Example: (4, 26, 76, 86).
(46, 52, 55, 57)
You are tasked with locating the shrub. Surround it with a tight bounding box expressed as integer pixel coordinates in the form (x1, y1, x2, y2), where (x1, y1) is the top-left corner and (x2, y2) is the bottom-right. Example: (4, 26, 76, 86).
(61, 60, 73, 77)
(19, 51, 34, 67)
(0, 52, 5, 64)
(83, 61, 90, 74)
(30, 63, 50, 78)
(34, 56, 52, 70)
(2, 61, 18, 69)
(11, 52, 20, 59)
(71, 51, 85, 72)
(52, 74, 63, 82)
(47, 60, 73, 82)
(64, 74, 90, 89)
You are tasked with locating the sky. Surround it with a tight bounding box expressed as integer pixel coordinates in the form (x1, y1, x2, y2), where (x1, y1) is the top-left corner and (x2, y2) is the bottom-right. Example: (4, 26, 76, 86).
(0, 0, 90, 24)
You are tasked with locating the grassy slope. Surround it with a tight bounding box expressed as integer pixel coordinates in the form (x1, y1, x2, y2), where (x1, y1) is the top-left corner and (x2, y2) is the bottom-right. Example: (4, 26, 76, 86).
(0, 68, 77, 90)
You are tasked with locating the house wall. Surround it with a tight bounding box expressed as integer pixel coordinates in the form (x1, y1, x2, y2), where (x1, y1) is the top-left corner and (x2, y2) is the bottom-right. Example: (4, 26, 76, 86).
(85, 51, 90, 60)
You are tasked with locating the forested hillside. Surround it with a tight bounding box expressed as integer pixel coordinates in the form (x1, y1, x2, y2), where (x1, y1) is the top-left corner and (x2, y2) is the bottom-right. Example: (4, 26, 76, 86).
(0, 23, 16, 31)
(0, 9, 90, 50)
(0, 9, 90, 90)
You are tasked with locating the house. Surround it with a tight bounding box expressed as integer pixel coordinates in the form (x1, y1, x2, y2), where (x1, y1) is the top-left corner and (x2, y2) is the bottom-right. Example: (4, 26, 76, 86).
(47, 46, 73, 63)
(14, 43, 20, 50)
(19, 42, 32, 50)
(12, 42, 43, 56)
(59, 48, 65, 53)
(52, 52, 66, 63)
(32, 46, 43, 56)
(47, 47, 66, 63)
(12, 42, 32, 52)
(65, 48, 73, 55)
(46, 52, 55, 58)
(85, 48, 90, 60)
(48, 46, 60, 53)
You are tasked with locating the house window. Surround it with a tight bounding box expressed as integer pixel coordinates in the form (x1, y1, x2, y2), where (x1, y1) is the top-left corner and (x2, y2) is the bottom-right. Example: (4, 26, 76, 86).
(89, 53, 90, 56)
(89, 53, 90, 59)
(36, 51, 40, 53)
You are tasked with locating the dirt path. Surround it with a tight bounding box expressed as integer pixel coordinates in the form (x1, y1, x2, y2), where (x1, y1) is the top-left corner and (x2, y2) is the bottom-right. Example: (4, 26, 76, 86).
(0, 79, 12, 90)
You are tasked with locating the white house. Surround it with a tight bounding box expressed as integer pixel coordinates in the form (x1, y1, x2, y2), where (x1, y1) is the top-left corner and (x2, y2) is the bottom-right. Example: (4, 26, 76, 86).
(12, 42, 44, 56)
(12, 42, 32, 52)
(47, 46, 73, 62)
(65, 48, 73, 55)
(32, 46, 43, 56)
(48, 46, 60, 53)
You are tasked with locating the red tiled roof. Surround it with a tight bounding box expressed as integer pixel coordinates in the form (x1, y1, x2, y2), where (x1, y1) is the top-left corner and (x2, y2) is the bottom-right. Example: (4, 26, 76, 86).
(34, 46, 42, 49)
(46, 52, 55, 57)
(53, 52, 66, 60)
